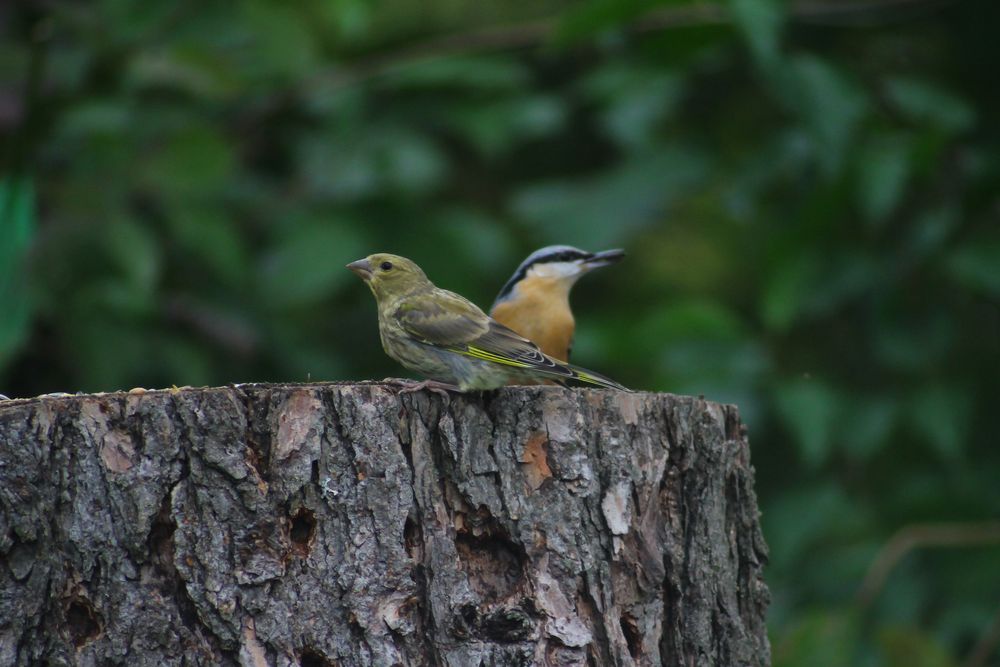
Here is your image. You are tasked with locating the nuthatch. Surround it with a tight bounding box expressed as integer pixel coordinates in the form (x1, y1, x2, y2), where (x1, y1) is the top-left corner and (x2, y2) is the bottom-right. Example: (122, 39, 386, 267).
(490, 246, 625, 362)
(347, 253, 629, 392)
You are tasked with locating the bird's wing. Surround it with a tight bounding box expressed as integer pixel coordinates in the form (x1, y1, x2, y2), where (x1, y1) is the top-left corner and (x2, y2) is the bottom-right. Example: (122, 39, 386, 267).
(394, 289, 491, 346)
(395, 289, 575, 378)
(462, 322, 575, 378)
(469, 325, 630, 390)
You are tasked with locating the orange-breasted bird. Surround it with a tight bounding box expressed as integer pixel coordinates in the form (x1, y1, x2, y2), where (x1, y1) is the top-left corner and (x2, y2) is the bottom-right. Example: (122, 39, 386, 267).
(347, 253, 629, 393)
(489, 246, 625, 362)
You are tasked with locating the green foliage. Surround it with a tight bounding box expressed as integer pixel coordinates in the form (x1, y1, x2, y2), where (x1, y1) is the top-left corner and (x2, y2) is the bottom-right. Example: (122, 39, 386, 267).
(3, 0, 1000, 663)
(774, 608, 861, 667)
(0, 176, 35, 368)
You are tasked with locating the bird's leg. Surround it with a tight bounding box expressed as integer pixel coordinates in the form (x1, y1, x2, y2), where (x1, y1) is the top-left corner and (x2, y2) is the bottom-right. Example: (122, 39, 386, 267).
(381, 377, 459, 399)
(380, 377, 415, 386)
(398, 379, 459, 399)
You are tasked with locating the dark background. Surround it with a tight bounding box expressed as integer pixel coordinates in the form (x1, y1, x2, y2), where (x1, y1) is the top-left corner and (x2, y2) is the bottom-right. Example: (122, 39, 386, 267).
(2, 0, 999, 664)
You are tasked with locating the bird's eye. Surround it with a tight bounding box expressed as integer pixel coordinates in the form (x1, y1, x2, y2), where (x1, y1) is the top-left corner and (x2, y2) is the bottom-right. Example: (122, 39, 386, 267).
(380, 261, 393, 271)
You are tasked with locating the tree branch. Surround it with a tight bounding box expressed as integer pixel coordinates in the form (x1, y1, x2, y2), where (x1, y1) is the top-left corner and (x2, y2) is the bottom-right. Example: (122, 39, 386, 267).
(856, 522, 1000, 608)
(311, 0, 957, 91)
(964, 604, 1000, 667)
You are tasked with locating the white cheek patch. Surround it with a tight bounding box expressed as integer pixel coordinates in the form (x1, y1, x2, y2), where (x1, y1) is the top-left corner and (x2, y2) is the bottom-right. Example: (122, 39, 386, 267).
(528, 262, 584, 279)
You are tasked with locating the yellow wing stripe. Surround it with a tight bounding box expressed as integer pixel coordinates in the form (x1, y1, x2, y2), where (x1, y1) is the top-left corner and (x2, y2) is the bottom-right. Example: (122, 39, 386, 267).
(575, 371, 604, 386)
(458, 346, 534, 369)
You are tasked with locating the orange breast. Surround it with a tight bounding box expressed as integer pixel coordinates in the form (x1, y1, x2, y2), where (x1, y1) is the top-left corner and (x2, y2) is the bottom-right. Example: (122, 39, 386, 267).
(491, 278, 575, 362)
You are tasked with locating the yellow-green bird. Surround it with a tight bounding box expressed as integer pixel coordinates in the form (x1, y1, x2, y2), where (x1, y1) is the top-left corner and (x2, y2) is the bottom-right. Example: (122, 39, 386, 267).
(347, 253, 629, 393)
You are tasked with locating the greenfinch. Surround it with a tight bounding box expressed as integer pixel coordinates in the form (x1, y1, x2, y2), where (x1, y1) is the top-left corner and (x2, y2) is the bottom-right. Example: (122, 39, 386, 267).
(347, 253, 629, 392)
(490, 245, 624, 362)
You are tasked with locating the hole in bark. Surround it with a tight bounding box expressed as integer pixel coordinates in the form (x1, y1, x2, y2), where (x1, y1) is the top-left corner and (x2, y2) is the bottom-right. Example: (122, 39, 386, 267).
(241, 390, 272, 478)
(66, 596, 101, 647)
(299, 647, 336, 667)
(404, 514, 422, 560)
(620, 612, 641, 659)
(454, 527, 526, 602)
(481, 607, 533, 642)
(289, 508, 316, 555)
(245, 445, 263, 480)
(399, 435, 414, 473)
(147, 490, 203, 634)
(147, 497, 176, 573)
(454, 603, 478, 637)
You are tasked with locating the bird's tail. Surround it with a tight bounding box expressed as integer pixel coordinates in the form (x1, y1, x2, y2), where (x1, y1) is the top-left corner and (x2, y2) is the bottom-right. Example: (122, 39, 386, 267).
(564, 363, 631, 391)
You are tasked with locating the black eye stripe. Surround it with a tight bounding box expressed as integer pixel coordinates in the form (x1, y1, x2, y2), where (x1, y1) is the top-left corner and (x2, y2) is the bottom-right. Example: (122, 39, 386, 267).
(380, 261, 393, 271)
(493, 250, 592, 302)
(549, 251, 591, 263)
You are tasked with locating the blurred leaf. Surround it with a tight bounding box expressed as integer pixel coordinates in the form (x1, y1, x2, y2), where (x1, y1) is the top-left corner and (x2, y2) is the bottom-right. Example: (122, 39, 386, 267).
(762, 251, 880, 331)
(874, 309, 955, 374)
(381, 133, 449, 193)
(166, 205, 250, 286)
(872, 556, 933, 629)
(96, 0, 178, 42)
(128, 47, 240, 100)
(840, 395, 897, 462)
(66, 318, 150, 392)
(156, 334, 216, 388)
(384, 56, 529, 92)
(659, 339, 769, 378)
(886, 77, 975, 134)
(555, 0, 669, 44)
(727, 0, 784, 71)
(39, 44, 90, 91)
(910, 385, 972, 460)
(432, 208, 516, 280)
(761, 253, 820, 332)
(238, 1, 318, 80)
(258, 219, 367, 308)
(59, 100, 132, 136)
(632, 222, 735, 292)
(774, 608, 860, 667)
(581, 63, 685, 148)
(0, 175, 35, 367)
(785, 55, 868, 176)
(642, 299, 747, 341)
(512, 145, 710, 248)
(856, 134, 911, 227)
(811, 255, 881, 319)
(878, 626, 957, 667)
(447, 95, 567, 157)
(300, 127, 447, 200)
(656, 339, 770, 420)
(316, 0, 372, 42)
(299, 131, 377, 200)
(141, 124, 235, 197)
(265, 319, 348, 383)
(105, 218, 161, 299)
(944, 238, 1000, 297)
(765, 482, 871, 572)
(774, 377, 839, 468)
(898, 207, 957, 262)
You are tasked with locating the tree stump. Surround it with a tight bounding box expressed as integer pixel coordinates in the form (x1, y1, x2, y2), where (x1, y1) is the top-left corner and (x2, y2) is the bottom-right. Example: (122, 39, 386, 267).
(0, 383, 770, 666)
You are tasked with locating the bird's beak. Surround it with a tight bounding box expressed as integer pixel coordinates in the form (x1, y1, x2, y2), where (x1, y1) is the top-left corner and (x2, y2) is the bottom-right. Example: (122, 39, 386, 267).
(346, 258, 373, 281)
(582, 248, 625, 269)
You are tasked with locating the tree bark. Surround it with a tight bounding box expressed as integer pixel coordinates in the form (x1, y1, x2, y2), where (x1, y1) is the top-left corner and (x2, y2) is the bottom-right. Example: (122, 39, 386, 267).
(0, 383, 770, 666)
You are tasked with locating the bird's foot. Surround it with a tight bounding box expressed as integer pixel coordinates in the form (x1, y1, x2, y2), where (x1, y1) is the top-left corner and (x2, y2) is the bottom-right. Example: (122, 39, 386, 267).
(380, 377, 413, 386)
(381, 378, 459, 400)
